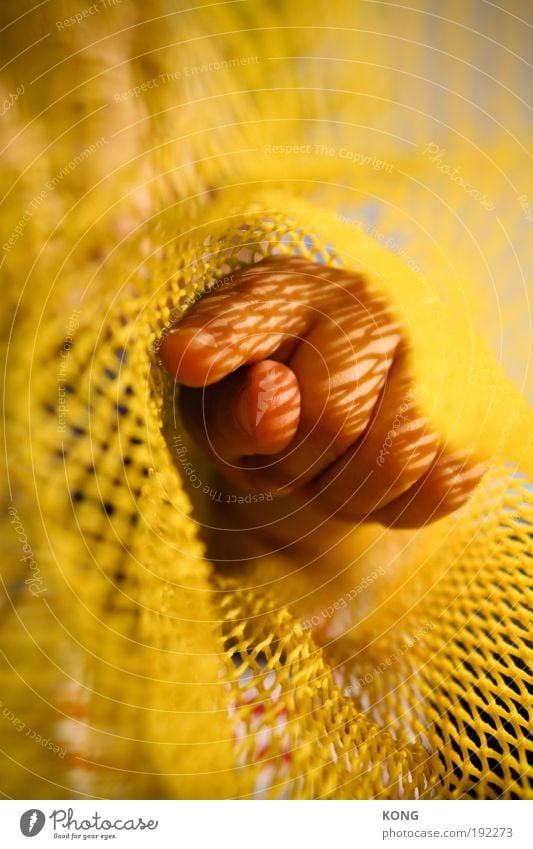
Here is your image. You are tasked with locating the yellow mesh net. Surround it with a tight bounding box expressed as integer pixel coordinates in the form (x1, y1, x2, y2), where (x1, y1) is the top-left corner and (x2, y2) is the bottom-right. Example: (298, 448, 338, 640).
(1, 0, 532, 799)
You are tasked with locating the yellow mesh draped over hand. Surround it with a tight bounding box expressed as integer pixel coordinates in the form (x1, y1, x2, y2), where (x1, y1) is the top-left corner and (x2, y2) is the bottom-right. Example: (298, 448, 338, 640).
(1, 0, 531, 799)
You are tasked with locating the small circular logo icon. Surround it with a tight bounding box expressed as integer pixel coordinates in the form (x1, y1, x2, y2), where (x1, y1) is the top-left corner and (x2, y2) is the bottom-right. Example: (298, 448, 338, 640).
(20, 810, 46, 837)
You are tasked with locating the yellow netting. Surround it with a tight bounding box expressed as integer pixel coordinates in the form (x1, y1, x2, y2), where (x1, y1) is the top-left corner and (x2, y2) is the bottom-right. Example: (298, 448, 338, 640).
(1, 0, 532, 799)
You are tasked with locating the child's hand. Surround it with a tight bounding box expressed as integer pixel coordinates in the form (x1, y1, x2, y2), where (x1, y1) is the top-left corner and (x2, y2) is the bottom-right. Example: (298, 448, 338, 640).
(159, 257, 485, 527)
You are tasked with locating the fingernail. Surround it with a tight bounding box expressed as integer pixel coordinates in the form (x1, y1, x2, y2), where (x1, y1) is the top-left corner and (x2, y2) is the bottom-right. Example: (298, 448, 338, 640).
(169, 326, 217, 350)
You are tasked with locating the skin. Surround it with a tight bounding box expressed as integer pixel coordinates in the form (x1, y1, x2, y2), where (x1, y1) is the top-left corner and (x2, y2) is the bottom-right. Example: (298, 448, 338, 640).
(159, 257, 486, 536)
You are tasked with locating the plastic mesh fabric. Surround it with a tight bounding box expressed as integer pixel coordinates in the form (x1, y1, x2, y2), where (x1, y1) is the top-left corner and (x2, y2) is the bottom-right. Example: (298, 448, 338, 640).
(1, 0, 532, 799)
